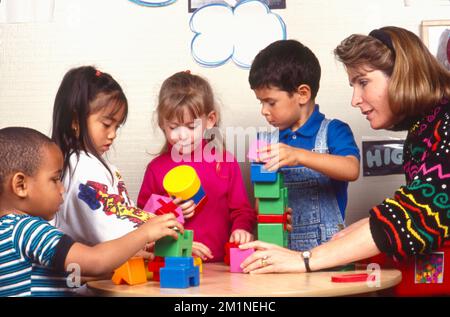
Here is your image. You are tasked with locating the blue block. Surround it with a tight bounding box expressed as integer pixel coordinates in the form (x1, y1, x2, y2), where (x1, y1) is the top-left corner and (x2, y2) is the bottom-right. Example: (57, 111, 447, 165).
(250, 163, 277, 183)
(160, 257, 200, 288)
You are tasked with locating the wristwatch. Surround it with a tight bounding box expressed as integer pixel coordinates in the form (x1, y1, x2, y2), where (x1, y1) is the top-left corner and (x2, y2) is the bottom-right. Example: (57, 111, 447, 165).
(301, 250, 312, 272)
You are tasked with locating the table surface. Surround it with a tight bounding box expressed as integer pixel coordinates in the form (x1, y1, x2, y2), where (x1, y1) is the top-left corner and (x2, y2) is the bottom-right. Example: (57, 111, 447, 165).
(87, 263, 401, 297)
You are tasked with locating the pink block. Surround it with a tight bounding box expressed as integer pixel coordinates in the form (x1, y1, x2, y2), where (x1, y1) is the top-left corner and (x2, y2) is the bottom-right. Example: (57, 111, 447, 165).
(230, 248, 255, 273)
(143, 194, 184, 224)
(247, 140, 269, 162)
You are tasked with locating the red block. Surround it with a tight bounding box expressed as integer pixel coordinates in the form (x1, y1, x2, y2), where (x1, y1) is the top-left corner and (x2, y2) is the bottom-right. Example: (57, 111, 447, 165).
(148, 256, 165, 281)
(257, 212, 288, 230)
(224, 242, 239, 265)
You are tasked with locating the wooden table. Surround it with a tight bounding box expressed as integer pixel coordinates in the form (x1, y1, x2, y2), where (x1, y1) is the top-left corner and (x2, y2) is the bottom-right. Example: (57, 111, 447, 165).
(87, 263, 401, 297)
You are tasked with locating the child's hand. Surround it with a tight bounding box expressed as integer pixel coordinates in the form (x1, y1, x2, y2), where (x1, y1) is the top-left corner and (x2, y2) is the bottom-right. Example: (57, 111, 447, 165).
(285, 207, 293, 232)
(192, 241, 214, 261)
(173, 197, 196, 219)
(141, 213, 184, 242)
(230, 229, 254, 244)
(257, 143, 302, 171)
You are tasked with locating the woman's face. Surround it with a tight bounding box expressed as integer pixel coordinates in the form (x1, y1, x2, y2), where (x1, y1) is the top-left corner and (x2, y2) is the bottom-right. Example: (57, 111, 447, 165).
(347, 67, 398, 130)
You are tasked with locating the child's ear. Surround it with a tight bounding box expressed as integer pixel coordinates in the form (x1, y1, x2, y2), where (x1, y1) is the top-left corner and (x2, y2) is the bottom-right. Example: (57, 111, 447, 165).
(296, 84, 312, 104)
(11, 172, 29, 198)
(206, 111, 218, 129)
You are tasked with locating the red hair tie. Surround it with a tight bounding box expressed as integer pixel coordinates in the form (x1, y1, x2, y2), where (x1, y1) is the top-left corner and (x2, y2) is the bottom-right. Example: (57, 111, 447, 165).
(95, 70, 102, 77)
(184, 70, 191, 74)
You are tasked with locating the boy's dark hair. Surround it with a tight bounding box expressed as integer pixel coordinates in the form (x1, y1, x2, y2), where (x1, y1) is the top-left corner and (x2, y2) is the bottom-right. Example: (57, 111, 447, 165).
(51, 66, 128, 180)
(249, 39, 321, 98)
(0, 127, 55, 196)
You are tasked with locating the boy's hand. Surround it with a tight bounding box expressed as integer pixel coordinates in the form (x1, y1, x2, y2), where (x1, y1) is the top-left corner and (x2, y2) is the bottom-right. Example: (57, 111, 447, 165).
(142, 213, 184, 242)
(285, 207, 293, 232)
(173, 197, 196, 219)
(257, 143, 302, 171)
(192, 241, 214, 261)
(230, 229, 254, 244)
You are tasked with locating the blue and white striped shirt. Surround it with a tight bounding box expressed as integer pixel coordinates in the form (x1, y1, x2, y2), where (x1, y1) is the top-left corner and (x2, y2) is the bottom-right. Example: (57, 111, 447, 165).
(0, 214, 75, 297)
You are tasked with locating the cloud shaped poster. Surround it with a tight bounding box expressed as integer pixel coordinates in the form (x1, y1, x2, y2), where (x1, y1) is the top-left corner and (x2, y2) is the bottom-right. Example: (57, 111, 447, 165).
(190, 0, 286, 68)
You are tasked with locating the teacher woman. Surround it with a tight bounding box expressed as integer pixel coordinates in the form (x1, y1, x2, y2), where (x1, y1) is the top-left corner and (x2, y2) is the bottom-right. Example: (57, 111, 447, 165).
(240, 26, 450, 273)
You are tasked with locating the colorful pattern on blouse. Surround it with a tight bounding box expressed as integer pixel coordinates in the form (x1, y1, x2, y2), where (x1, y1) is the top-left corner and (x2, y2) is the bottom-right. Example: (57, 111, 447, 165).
(370, 99, 450, 261)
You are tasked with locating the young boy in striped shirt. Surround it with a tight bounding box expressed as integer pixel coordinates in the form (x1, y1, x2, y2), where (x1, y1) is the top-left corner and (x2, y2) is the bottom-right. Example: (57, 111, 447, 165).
(0, 127, 183, 296)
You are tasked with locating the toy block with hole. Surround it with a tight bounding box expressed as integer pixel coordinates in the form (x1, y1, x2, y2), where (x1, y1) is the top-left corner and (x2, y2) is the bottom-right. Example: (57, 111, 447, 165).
(230, 248, 255, 273)
(163, 165, 207, 214)
(143, 194, 184, 224)
(257, 187, 288, 215)
(250, 163, 278, 183)
(147, 256, 165, 281)
(159, 257, 200, 288)
(253, 173, 284, 198)
(193, 256, 203, 273)
(257, 223, 288, 247)
(111, 257, 147, 285)
(224, 242, 239, 265)
(154, 229, 193, 257)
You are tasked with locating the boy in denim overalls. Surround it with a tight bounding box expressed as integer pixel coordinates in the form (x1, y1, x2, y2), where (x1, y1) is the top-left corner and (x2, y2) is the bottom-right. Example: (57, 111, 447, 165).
(249, 40, 360, 252)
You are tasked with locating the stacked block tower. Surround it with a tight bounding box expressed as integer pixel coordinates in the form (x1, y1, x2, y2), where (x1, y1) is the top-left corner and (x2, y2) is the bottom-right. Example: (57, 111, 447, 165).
(249, 132, 288, 248)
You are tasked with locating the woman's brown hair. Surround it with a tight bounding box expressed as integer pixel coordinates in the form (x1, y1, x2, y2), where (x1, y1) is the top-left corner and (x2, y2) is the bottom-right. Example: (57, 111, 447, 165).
(335, 26, 450, 118)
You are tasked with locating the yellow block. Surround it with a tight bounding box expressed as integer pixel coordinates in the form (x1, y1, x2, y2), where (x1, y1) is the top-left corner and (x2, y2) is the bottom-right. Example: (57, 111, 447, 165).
(193, 256, 203, 273)
(163, 165, 201, 200)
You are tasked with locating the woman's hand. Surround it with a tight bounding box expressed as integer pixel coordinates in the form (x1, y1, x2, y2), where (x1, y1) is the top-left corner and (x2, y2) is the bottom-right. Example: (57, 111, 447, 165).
(239, 240, 305, 274)
(173, 197, 196, 219)
(257, 143, 302, 171)
(229, 229, 254, 244)
(192, 241, 214, 261)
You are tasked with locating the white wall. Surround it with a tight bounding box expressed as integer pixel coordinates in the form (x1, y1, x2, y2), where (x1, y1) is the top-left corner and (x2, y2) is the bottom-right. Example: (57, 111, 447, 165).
(1, 0, 449, 224)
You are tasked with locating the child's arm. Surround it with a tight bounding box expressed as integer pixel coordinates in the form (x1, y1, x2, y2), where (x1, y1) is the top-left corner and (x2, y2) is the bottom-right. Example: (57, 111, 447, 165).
(262, 143, 359, 181)
(64, 214, 183, 277)
(259, 144, 359, 181)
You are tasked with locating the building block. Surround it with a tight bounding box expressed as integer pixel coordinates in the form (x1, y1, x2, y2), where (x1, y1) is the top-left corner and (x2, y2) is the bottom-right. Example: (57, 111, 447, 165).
(257, 213, 289, 231)
(143, 194, 184, 224)
(163, 165, 207, 214)
(257, 223, 288, 247)
(230, 248, 255, 273)
(155, 229, 193, 257)
(111, 257, 147, 285)
(247, 139, 269, 162)
(224, 242, 239, 265)
(250, 163, 278, 183)
(147, 256, 165, 281)
(160, 257, 200, 288)
(253, 173, 284, 198)
(193, 256, 203, 273)
(257, 187, 288, 214)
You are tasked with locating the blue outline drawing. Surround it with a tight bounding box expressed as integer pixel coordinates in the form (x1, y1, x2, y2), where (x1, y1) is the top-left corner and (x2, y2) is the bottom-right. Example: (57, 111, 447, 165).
(128, 0, 177, 7)
(190, 0, 286, 69)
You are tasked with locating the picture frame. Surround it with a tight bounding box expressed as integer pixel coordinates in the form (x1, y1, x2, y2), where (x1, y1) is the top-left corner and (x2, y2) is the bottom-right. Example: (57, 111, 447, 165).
(421, 19, 450, 70)
(188, 0, 286, 13)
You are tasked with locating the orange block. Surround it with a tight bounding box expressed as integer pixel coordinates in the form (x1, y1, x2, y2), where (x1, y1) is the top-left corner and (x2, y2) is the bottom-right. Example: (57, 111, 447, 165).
(112, 257, 147, 285)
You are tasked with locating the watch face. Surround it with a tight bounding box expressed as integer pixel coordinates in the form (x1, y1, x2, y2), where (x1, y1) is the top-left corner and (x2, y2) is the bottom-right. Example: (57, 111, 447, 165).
(302, 251, 311, 258)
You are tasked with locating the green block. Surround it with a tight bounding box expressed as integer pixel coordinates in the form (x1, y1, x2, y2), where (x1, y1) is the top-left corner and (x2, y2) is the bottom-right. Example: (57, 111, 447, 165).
(258, 187, 288, 214)
(257, 223, 287, 247)
(155, 230, 193, 257)
(254, 173, 284, 198)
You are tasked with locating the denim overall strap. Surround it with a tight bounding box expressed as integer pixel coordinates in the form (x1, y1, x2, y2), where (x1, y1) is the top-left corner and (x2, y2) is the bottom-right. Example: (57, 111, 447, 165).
(283, 118, 345, 252)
